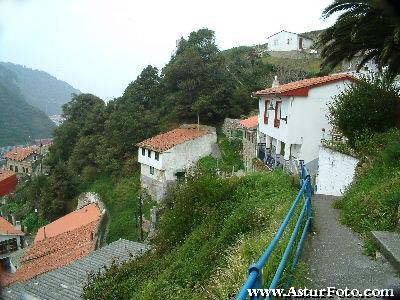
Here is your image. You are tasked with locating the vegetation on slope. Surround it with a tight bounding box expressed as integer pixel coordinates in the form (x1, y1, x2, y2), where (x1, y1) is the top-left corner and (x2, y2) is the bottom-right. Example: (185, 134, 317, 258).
(0, 62, 80, 115)
(84, 166, 298, 299)
(0, 64, 55, 146)
(86, 174, 155, 243)
(334, 130, 400, 255)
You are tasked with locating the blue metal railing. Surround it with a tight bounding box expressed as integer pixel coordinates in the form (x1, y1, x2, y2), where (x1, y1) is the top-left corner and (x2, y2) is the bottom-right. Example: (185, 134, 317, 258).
(236, 160, 313, 299)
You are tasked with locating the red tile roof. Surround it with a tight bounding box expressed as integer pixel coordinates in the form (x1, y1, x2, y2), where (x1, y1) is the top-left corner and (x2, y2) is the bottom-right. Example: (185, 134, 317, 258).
(0, 217, 24, 236)
(136, 128, 211, 152)
(34, 203, 101, 243)
(1, 204, 101, 286)
(4, 147, 38, 162)
(253, 74, 356, 97)
(239, 116, 258, 129)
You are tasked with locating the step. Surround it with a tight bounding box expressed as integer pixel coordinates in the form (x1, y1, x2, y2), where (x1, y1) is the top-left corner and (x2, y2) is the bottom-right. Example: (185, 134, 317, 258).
(371, 231, 400, 272)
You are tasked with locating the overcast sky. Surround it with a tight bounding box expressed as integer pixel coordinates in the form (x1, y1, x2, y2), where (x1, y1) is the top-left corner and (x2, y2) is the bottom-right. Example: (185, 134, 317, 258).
(0, 0, 335, 100)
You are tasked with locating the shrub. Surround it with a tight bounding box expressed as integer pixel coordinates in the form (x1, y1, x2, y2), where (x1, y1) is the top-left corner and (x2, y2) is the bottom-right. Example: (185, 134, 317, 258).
(329, 75, 399, 145)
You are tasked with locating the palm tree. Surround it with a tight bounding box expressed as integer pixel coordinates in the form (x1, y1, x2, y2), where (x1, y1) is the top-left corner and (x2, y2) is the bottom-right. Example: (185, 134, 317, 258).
(319, 0, 400, 76)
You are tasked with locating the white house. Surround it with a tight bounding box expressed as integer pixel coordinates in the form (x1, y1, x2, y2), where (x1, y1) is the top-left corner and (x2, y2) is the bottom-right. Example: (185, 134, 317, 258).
(253, 73, 356, 174)
(265, 30, 314, 52)
(136, 125, 217, 201)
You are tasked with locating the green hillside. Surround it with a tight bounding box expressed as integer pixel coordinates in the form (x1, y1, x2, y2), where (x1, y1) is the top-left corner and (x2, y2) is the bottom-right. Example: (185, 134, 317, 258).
(0, 65, 55, 146)
(0, 62, 80, 115)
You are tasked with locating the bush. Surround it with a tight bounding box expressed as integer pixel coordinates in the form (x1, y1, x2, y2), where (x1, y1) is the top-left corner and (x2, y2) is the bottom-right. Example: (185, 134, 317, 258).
(329, 75, 399, 145)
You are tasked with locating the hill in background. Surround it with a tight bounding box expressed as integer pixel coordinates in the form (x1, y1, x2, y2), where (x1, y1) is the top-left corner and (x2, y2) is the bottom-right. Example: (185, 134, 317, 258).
(0, 62, 80, 115)
(0, 64, 56, 146)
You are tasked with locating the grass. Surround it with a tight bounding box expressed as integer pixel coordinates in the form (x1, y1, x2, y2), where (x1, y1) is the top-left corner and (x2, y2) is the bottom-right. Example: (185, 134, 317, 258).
(87, 173, 156, 243)
(261, 56, 322, 74)
(334, 131, 400, 255)
(83, 166, 304, 299)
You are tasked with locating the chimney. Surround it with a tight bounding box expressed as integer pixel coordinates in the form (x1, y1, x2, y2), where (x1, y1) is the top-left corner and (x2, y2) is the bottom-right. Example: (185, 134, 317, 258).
(272, 76, 280, 88)
(15, 220, 21, 231)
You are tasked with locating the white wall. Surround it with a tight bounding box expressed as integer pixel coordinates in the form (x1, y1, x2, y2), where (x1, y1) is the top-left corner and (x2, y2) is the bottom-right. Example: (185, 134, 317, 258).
(266, 31, 313, 52)
(316, 147, 359, 196)
(258, 79, 354, 164)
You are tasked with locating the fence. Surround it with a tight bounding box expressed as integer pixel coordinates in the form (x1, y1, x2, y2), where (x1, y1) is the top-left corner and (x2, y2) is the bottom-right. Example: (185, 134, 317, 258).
(236, 160, 313, 299)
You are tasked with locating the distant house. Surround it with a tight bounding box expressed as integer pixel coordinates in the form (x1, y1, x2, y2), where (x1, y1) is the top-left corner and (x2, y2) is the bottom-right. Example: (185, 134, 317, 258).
(4, 147, 41, 176)
(0, 217, 24, 259)
(0, 170, 17, 197)
(253, 74, 356, 174)
(265, 30, 318, 52)
(136, 124, 217, 201)
(239, 116, 259, 172)
(1, 203, 104, 286)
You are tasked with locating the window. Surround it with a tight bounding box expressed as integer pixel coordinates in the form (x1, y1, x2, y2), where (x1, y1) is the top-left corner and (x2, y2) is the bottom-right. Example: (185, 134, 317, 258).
(149, 166, 154, 175)
(147, 150, 151, 158)
(22, 167, 25, 173)
(142, 148, 145, 156)
(155, 152, 159, 161)
(15, 166, 18, 173)
(274, 101, 282, 128)
(264, 100, 269, 124)
(287, 38, 291, 45)
(273, 39, 278, 46)
(9, 165, 13, 171)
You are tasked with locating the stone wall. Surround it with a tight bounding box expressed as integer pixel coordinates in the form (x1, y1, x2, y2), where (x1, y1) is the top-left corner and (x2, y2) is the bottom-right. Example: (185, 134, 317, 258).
(242, 129, 257, 172)
(316, 147, 359, 196)
(222, 118, 241, 138)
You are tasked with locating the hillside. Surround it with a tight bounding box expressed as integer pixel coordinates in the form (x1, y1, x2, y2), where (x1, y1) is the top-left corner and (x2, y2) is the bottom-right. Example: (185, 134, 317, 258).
(0, 62, 80, 115)
(0, 65, 55, 146)
(83, 157, 298, 299)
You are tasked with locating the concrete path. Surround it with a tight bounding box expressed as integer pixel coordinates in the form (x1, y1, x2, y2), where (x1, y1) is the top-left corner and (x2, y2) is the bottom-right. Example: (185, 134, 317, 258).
(303, 194, 400, 293)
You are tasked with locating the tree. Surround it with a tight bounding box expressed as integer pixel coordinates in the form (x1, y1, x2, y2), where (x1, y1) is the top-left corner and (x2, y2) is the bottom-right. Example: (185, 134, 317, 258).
(329, 75, 400, 144)
(319, 0, 400, 75)
(162, 29, 238, 123)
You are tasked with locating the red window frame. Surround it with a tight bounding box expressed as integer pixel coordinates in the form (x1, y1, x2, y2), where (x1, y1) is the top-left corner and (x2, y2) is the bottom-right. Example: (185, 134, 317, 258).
(264, 100, 269, 124)
(274, 101, 282, 128)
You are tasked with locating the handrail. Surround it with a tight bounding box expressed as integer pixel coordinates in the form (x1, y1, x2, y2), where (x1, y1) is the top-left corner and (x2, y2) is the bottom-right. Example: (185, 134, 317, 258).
(236, 160, 313, 299)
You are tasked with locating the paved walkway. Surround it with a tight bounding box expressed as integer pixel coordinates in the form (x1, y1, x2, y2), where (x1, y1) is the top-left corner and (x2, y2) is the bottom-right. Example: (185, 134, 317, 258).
(303, 194, 400, 293)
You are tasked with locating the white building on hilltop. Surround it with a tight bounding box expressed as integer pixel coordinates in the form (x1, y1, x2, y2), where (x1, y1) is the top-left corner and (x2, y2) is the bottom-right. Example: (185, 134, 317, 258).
(136, 125, 217, 201)
(265, 30, 315, 52)
(253, 74, 356, 174)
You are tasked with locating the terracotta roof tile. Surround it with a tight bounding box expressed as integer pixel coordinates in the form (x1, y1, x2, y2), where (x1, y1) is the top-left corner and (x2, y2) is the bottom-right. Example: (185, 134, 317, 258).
(239, 116, 258, 129)
(34, 203, 101, 243)
(4, 147, 38, 162)
(0, 217, 24, 236)
(136, 128, 211, 152)
(1, 204, 101, 286)
(253, 73, 356, 97)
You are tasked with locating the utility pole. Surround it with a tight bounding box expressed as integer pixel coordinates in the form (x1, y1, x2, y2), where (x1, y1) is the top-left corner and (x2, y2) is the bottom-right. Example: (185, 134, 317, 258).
(138, 194, 143, 241)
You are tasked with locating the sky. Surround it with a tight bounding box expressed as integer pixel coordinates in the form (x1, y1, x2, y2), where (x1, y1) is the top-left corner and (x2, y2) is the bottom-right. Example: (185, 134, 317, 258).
(0, 0, 336, 100)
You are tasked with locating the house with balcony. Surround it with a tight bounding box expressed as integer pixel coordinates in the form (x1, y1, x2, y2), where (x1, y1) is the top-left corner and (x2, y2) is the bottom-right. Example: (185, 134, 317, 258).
(0, 217, 24, 260)
(253, 74, 356, 175)
(136, 124, 217, 201)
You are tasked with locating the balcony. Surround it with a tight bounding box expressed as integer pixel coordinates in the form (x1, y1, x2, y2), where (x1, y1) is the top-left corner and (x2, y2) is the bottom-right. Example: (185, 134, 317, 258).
(257, 144, 299, 175)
